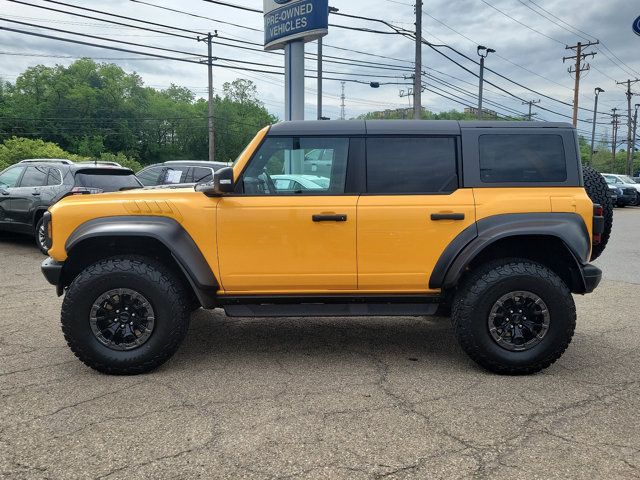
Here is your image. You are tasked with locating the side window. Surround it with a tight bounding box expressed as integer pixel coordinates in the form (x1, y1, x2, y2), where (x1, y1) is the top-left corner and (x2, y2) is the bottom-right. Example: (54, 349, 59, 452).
(19, 166, 48, 187)
(479, 134, 567, 183)
(241, 137, 349, 195)
(366, 137, 458, 194)
(47, 168, 62, 186)
(192, 167, 214, 184)
(136, 166, 163, 186)
(0, 166, 25, 188)
(162, 167, 189, 185)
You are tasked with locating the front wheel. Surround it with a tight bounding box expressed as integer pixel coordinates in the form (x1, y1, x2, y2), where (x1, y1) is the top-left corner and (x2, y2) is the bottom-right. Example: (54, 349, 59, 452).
(452, 259, 576, 375)
(35, 217, 48, 255)
(61, 256, 191, 375)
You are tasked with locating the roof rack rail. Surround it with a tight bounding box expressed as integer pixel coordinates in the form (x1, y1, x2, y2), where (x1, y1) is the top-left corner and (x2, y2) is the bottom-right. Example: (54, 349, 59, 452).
(76, 161, 122, 167)
(19, 158, 73, 165)
(164, 160, 210, 165)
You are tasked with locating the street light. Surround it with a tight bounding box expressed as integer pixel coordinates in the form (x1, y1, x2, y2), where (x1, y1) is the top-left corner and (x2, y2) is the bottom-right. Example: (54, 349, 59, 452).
(589, 87, 605, 166)
(477, 45, 495, 120)
(317, 6, 340, 120)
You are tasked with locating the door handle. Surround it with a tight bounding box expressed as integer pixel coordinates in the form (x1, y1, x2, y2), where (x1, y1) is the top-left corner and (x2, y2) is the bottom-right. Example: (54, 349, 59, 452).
(431, 213, 465, 221)
(312, 214, 347, 222)
(31, 192, 41, 196)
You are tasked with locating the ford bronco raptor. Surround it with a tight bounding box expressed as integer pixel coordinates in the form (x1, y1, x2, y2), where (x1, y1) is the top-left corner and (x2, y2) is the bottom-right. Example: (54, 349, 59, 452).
(41, 120, 611, 375)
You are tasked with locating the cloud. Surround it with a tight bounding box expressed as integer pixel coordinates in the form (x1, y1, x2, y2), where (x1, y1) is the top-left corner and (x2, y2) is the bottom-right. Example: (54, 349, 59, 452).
(0, 0, 638, 139)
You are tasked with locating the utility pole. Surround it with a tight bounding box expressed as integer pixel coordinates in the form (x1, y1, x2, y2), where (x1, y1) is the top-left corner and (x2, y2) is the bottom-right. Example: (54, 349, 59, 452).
(339, 81, 346, 120)
(413, 1, 422, 120)
(477, 45, 495, 120)
(522, 99, 540, 120)
(611, 108, 620, 172)
(616, 78, 639, 175)
(563, 40, 598, 127)
(198, 32, 217, 162)
(590, 87, 604, 166)
(633, 103, 640, 174)
(317, 39, 323, 120)
(316, 7, 338, 121)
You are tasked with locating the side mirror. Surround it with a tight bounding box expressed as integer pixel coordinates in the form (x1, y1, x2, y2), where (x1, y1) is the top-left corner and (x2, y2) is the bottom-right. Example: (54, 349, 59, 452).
(0, 187, 9, 195)
(196, 167, 235, 197)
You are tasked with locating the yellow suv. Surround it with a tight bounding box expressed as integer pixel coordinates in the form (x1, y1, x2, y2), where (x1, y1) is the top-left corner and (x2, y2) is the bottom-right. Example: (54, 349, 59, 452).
(41, 120, 610, 375)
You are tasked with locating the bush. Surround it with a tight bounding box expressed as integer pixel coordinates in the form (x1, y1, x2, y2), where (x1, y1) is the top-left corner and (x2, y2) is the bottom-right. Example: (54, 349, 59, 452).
(0, 137, 143, 173)
(99, 152, 143, 172)
(0, 137, 84, 166)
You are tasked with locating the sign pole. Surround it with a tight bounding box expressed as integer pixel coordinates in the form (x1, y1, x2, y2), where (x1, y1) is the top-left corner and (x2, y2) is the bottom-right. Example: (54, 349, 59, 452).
(285, 40, 305, 121)
(264, 0, 329, 121)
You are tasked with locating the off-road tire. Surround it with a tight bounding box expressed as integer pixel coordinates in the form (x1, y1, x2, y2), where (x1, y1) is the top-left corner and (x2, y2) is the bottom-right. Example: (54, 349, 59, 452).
(582, 166, 613, 260)
(35, 216, 48, 255)
(452, 259, 576, 375)
(61, 256, 191, 375)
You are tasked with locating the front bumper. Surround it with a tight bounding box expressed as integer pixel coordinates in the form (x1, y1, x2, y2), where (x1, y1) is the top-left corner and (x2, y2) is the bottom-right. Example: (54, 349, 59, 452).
(581, 264, 602, 293)
(42, 257, 64, 296)
(617, 193, 637, 206)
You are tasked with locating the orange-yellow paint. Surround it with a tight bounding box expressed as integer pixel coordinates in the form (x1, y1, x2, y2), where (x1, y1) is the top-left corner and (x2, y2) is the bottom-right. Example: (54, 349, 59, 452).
(47, 125, 595, 296)
(357, 189, 476, 292)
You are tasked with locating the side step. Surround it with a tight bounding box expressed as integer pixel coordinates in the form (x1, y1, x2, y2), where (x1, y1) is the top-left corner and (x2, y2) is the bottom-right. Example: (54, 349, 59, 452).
(219, 295, 441, 317)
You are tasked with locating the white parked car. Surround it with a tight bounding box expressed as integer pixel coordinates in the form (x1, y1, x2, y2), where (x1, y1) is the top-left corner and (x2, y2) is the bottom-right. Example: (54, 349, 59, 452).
(271, 174, 330, 192)
(602, 174, 640, 205)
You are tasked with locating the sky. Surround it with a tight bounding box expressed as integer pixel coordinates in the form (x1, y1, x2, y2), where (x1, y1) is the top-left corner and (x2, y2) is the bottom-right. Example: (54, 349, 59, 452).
(1, 0, 639, 144)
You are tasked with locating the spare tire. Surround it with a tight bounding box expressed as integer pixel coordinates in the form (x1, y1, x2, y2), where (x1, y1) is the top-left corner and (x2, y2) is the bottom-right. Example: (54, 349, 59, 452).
(582, 166, 613, 261)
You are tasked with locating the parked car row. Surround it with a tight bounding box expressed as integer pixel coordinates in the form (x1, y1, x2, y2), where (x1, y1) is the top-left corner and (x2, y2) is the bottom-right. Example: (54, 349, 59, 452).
(602, 173, 640, 207)
(2, 157, 639, 254)
(0, 159, 142, 252)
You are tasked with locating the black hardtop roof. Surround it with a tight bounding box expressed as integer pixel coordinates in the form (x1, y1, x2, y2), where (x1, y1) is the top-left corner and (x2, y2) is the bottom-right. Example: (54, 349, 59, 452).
(268, 120, 574, 136)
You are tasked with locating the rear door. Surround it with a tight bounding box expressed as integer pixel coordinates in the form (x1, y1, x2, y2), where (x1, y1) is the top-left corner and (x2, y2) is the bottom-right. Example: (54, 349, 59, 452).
(357, 136, 476, 292)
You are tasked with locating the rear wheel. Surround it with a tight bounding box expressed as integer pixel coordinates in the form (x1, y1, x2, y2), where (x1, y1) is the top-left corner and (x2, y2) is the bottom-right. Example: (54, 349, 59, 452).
(452, 259, 576, 375)
(582, 166, 613, 260)
(61, 256, 191, 375)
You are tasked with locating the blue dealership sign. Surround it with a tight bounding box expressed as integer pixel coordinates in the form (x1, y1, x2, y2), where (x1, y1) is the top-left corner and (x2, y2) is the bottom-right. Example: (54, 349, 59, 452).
(634, 15, 640, 36)
(264, 0, 329, 51)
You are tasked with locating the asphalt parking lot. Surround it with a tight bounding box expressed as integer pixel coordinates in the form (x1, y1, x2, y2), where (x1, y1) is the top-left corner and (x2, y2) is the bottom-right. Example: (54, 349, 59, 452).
(1, 209, 639, 479)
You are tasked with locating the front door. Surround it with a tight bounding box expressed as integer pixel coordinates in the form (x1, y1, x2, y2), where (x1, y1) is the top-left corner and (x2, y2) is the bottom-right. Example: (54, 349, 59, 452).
(217, 136, 358, 293)
(0, 165, 26, 229)
(357, 136, 476, 292)
(9, 165, 48, 231)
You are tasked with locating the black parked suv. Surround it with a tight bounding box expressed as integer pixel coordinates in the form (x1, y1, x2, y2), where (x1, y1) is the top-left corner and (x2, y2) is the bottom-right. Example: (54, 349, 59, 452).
(136, 160, 230, 187)
(0, 159, 142, 253)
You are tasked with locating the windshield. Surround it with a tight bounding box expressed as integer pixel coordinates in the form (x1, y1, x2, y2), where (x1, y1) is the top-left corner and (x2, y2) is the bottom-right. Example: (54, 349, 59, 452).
(620, 175, 635, 183)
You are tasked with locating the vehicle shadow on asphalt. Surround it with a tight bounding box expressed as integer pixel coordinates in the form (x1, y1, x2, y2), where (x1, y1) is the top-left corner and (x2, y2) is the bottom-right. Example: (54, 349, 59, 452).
(173, 309, 471, 371)
(0, 232, 35, 249)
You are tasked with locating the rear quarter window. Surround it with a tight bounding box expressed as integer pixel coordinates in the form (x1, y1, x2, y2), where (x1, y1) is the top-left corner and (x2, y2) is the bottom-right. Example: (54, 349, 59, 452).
(479, 134, 567, 183)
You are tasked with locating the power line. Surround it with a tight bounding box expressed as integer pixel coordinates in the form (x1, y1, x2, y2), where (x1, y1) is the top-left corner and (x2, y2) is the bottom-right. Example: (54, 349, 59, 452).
(477, 0, 565, 45)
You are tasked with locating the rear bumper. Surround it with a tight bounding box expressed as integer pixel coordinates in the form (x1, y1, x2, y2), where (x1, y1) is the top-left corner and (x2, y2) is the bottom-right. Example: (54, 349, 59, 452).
(41, 257, 64, 296)
(581, 264, 602, 293)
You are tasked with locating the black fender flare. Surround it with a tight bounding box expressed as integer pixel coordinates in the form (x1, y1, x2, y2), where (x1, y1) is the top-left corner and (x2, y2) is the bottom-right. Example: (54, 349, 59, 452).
(65, 216, 219, 308)
(429, 213, 591, 291)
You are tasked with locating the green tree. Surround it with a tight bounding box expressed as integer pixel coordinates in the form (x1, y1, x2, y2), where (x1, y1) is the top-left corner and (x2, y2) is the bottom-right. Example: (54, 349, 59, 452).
(0, 60, 275, 166)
